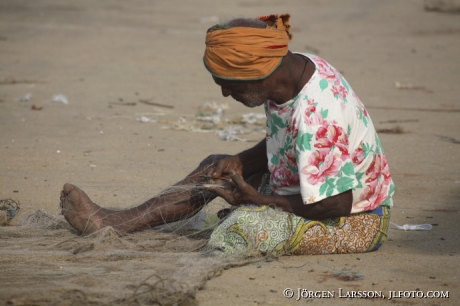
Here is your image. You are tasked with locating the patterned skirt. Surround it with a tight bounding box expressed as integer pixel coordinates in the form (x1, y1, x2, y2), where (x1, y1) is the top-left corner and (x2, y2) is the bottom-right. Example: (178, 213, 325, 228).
(208, 175, 391, 256)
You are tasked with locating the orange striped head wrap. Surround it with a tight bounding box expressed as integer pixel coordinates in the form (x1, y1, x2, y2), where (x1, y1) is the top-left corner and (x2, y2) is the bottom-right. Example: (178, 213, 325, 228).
(204, 14, 292, 80)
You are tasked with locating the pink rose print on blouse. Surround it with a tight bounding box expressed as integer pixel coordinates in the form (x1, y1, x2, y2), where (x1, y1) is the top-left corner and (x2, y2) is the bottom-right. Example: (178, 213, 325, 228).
(366, 154, 391, 184)
(354, 93, 368, 115)
(353, 153, 392, 211)
(314, 123, 350, 160)
(286, 117, 299, 139)
(313, 57, 340, 85)
(267, 100, 291, 116)
(351, 147, 365, 165)
(285, 149, 297, 166)
(304, 98, 317, 115)
(271, 162, 300, 187)
(331, 85, 348, 100)
(304, 111, 324, 125)
(354, 178, 389, 211)
(301, 149, 342, 185)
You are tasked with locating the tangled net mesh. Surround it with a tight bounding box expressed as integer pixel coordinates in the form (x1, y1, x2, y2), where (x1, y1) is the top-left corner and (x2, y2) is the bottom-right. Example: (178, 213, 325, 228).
(0, 198, 20, 225)
(0, 182, 286, 306)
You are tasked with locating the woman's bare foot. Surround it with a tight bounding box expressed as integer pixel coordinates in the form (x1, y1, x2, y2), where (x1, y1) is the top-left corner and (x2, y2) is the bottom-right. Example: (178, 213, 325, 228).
(59, 183, 196, 235)
(60, 183, 107, 235)
(59, 157, 224, 235)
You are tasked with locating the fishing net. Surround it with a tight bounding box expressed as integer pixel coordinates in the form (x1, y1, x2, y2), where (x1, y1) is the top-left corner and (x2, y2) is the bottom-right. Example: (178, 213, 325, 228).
(0, 189, 271, 306)
(0, 198, 20, 226)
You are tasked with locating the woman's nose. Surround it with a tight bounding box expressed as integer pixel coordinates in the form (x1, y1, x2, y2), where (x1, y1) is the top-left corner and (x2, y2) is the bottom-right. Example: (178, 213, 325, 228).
(221, 87, 232, 97)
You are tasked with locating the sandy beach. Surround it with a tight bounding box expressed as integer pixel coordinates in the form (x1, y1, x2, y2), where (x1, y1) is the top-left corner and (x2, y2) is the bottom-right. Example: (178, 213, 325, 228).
(1, 0, 459, 305)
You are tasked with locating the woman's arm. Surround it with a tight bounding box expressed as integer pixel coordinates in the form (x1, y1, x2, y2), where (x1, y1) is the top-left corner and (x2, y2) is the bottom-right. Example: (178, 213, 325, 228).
(210, 170, 352, 220)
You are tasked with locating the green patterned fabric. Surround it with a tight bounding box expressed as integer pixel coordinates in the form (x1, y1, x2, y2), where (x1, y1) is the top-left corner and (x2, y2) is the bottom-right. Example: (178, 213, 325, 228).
(208, 205, 390, 256)
(209, 205, 302, 256)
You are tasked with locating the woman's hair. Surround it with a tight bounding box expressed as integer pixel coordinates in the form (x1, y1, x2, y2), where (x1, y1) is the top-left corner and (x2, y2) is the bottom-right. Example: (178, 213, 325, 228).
(207, 18, 266, 33)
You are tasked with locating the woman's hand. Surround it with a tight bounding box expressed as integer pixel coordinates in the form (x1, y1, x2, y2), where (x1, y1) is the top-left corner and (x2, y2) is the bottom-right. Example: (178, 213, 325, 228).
(207, 155, 243, 181)
(206, 170, 262, 206)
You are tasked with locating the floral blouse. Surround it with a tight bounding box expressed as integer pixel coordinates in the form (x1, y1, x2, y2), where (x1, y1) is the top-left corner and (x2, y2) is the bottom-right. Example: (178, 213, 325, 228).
(264, 53, 395, 213)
